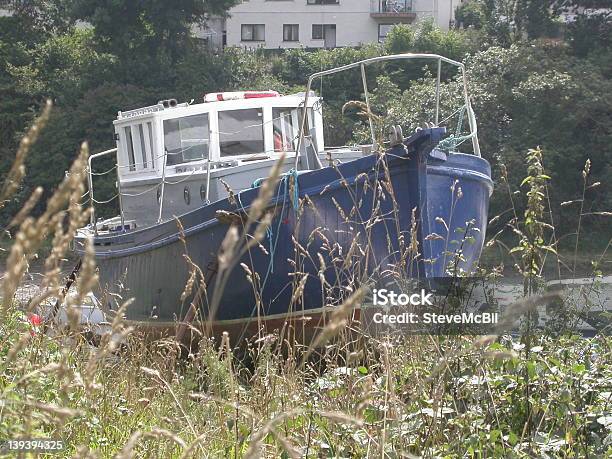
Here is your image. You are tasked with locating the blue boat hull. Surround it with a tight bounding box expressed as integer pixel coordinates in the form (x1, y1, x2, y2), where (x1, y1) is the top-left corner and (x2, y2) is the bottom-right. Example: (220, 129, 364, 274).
(82, 128, 492, 327)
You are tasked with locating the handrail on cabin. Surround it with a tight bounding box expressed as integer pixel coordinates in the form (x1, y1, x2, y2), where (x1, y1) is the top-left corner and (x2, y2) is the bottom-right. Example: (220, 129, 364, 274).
(87, 147, 124, 235)
(294, 52, 481, 169)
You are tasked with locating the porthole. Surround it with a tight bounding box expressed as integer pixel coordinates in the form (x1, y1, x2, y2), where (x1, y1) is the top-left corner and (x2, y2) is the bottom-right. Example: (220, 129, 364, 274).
(200, 184, 206, 202)
(184, 186, 191, 205)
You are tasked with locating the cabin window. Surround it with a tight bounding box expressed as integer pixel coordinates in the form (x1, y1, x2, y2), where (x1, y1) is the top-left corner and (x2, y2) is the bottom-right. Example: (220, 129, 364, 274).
(124, 127, 136, 171)
(297, 108, 319, 152)
(163, 114, 210, 166)
(147, 122, 155, 167)
(219, 109, 264, 157)
(272, 108, 295, 152)
(138, 124, 148, 168)
(122, 123, 155, 171)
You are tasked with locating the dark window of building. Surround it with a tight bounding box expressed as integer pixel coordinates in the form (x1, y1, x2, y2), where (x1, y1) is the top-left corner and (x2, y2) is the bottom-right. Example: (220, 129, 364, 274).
(307, 0, 339, 4)
(241, 24, 265, 41)
(378, 24, 394, 42)
(283, 24, 299, 41)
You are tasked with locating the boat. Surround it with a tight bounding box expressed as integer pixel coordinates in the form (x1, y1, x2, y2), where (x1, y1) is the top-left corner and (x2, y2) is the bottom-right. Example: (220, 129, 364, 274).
(74, 53, 493, 340)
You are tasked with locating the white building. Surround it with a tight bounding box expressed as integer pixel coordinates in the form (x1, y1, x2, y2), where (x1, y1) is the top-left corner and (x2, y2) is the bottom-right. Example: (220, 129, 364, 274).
(199, 0, 462, 50)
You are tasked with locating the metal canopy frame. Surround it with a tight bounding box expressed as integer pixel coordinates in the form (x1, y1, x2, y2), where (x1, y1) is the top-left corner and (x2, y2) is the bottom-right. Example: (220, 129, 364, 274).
(294, 52, 481, 169)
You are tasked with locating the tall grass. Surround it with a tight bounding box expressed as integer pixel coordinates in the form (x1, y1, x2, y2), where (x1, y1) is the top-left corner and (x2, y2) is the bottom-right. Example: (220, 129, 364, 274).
(0, 105, 610, 458)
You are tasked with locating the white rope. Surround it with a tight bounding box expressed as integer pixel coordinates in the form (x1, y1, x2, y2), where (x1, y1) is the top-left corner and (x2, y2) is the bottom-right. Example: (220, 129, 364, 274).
(120, 182, 162, 197)
(92, 194, 119, 204)
(162, 169, 198, 185)
(89, 164, 118, 176)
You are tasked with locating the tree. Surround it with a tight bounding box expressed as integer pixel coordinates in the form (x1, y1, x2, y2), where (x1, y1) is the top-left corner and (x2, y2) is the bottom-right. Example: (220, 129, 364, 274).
(5, 29, 116, 103)
(2, 0, 75, 37)
(460, 0, 560, 43)
(557, 0, 612, 57)
(455, 0, 485, 29)
(71, 0, 238, 86)
(514, 0, 559, 40)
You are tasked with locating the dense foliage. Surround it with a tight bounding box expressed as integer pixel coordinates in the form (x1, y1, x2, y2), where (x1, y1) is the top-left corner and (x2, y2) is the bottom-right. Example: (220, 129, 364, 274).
(0, 0, 610, 240)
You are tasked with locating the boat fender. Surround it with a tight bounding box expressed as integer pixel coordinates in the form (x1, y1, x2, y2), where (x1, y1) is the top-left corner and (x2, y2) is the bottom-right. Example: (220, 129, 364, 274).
(429, 148, 448, 162)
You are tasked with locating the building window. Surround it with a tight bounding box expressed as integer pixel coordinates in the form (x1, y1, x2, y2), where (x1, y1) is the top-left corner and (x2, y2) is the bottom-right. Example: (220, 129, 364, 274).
(307, 0, 339, 4)
(283, 24, 299, 42)
(241, 24, 265, 42)
(163, 114, 210, 166)
(378, 0, 412, 13)
(312, 24, 323, 39)
(219, 109, 264, 157)
(378, 24, 394, 42)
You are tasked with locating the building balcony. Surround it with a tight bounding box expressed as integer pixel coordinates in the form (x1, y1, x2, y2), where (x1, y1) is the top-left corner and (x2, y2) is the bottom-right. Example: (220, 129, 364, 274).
(370, 0, 416, 21)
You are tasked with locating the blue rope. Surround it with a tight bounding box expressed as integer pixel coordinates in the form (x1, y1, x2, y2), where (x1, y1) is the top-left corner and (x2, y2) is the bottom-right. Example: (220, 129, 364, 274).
(266, 226, 276, 273)
(245, 170, 300, 279)
(438, 105, 473, 152)
(266, 170, 300, 274)
(287, 169, 300, 213)
(252, 177, 265, 188)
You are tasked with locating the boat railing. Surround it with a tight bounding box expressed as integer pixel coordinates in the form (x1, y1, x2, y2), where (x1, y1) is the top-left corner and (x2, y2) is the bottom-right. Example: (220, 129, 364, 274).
(295, 53, 481, 169)
(86, 148, 122, 235)
(86, 146, 217, 234)
(87, 139, 308, 234)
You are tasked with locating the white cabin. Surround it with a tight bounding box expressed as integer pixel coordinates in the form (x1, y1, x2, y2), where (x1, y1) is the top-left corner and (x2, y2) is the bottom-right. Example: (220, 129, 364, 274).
(103, 91, 332, 228)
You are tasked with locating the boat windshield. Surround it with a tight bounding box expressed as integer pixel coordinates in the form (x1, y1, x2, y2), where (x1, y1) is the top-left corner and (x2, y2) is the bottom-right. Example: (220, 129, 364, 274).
(219, 108, 264, 156)
(163, 114, 210, 166)
(272, 108, 296, 152)
(297, 107, 318, 151)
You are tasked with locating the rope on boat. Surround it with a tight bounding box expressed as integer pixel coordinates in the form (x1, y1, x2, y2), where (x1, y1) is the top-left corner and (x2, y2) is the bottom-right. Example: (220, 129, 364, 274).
(91, 193, 119, 204)
(89, 164, 117, 176)
(437, 104, 477, 152)
(263, 169, 300, 275)
(252, 169, 300, 212)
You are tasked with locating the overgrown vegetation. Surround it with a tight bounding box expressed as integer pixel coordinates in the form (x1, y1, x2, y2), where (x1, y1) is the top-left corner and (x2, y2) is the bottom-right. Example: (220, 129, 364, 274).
(2, 315, 611, 457)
